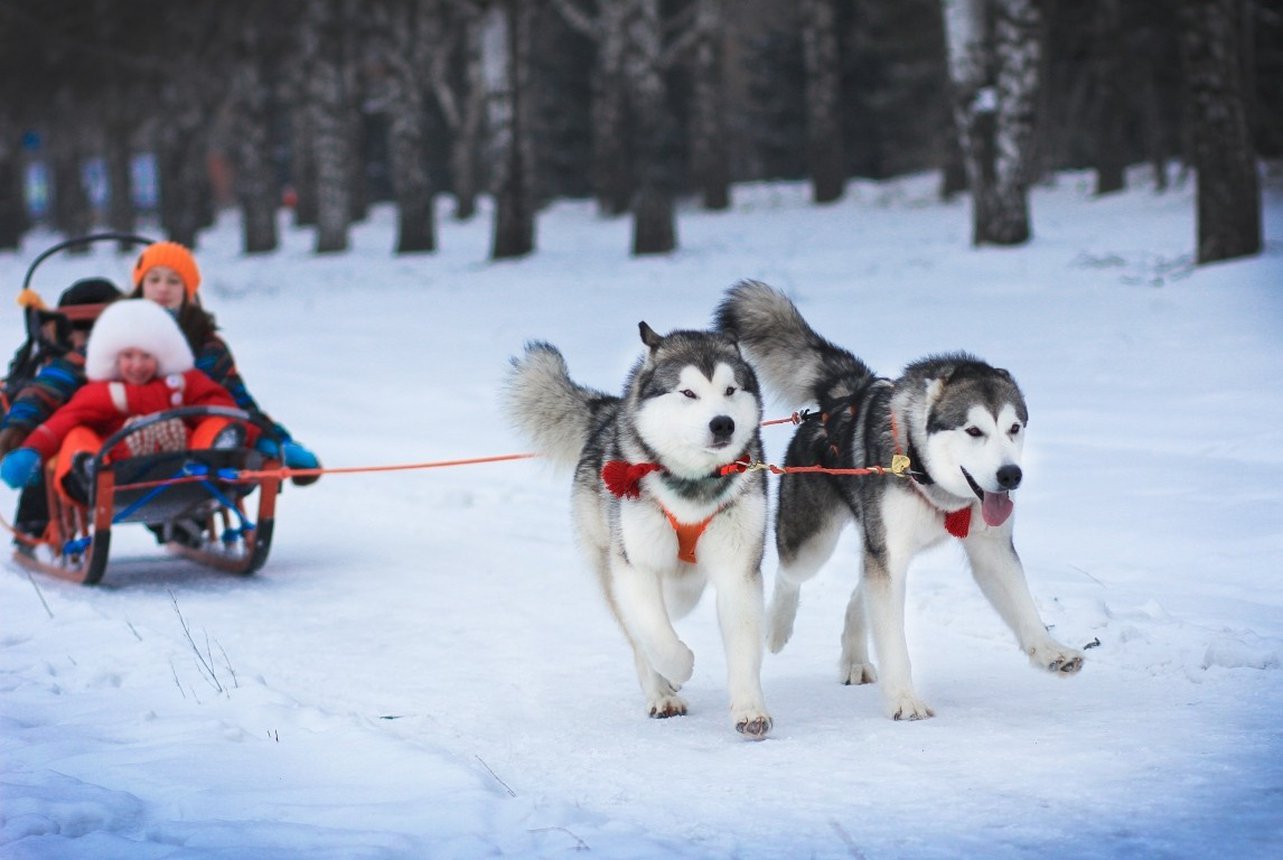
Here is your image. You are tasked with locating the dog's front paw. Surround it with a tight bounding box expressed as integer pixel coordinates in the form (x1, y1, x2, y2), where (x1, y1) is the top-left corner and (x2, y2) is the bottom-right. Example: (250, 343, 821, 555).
(884, 690, 934, 721)
(734, 710, 773, 740)
(648, 693, 688, 719)
(839, 660, 877, 686)
(1028, 642, 1084, 675)
(653, 641, 695, 687)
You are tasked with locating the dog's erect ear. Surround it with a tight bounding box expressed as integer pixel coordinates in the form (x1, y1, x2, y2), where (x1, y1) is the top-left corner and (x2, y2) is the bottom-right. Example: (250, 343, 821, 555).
(638, 321, 663, 351)
(924, 377, 946, 405)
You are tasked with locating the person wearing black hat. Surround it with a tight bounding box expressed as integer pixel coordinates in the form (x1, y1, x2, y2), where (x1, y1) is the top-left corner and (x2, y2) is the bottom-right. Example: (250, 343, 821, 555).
(1, 278, 121, 547)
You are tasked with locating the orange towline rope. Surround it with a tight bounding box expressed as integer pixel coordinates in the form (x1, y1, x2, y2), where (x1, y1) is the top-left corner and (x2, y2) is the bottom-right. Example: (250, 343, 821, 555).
(106, 452, 540, 492)
(233, 452, 539, 483)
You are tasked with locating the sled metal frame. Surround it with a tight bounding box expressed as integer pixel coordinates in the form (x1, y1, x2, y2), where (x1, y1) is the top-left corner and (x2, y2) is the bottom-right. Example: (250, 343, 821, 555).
(11, 407, 284, 586)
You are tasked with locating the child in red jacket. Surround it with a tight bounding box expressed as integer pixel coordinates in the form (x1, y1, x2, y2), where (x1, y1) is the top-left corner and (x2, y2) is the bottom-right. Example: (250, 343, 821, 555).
(1, 299, 251, 502)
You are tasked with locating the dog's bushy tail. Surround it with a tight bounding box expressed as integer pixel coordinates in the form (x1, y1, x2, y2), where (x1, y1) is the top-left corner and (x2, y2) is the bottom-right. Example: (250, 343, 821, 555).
(504, 342, 612, 469)
(715, 280, 872, 405)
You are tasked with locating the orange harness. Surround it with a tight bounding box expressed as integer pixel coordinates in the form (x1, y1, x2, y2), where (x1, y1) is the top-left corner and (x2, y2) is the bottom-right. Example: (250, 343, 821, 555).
(660, 507, 720, 564)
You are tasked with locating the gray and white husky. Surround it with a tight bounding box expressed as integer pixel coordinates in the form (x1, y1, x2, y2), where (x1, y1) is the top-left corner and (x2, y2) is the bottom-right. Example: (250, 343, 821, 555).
(504, 323, 773, 738)
(716, 281, 1082, 721)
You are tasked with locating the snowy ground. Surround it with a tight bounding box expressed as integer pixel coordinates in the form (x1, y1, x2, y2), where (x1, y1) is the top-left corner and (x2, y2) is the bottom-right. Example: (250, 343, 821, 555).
(2, 168, 1281, 859)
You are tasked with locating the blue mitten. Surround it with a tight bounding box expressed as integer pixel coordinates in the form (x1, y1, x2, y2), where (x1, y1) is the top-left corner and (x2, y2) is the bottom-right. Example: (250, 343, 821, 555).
(281, 440, 321, 486)
(1, 448, 42, 489)
(255, 436, 320, 486)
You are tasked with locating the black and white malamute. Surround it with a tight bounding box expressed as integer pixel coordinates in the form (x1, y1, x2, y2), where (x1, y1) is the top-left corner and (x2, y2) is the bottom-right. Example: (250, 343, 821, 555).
(505, 322, 773, 738)
(717, 281, 1083, 721)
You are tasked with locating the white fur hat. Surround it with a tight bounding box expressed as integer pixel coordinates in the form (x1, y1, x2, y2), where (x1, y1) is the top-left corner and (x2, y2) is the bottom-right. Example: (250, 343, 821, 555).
(84, 299, 195, 382)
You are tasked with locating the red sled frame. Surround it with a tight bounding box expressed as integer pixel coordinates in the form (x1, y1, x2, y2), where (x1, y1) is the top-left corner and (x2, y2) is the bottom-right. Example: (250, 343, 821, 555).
(13, 406, 284, 586)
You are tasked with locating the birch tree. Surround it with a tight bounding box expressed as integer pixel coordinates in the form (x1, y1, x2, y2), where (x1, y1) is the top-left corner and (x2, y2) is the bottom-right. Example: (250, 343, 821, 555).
(941, 0, 1043, 245)
(1178, 0, 1261, 263)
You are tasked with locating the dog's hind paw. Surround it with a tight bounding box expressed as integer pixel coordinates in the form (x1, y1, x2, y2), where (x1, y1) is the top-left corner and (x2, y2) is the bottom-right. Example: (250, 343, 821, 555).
(735, 712, 773, 740)
(648, 695, 688, 719)
(1028, 643, 1084, 675)
(839, 661, 877, 686)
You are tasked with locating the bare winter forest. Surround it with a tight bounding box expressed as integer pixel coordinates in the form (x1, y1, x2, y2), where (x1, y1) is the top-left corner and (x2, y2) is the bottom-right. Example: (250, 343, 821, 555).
(0, 0, 1277, 264)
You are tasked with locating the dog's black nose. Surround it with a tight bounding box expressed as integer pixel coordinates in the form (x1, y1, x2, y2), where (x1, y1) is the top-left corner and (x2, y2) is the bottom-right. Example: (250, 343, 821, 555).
(996, 465, 1022, 490)
(709, 415, 735, 440)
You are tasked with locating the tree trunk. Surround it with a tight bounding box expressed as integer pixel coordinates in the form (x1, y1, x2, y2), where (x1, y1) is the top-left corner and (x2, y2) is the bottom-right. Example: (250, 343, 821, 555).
(549, 0, 635, 217)
(689, 0, 730, 211)
(0, 117, 25, 250)
(595, 5, 632, 217)
(230, 8, 279, 254)
(53, 150, 92, 246)
(343, 0, 370, 225)
(1092, 0, 1127, 195)
(1178, 0, 1261, 263)
(50, 89, 92, 247)
(306, 0, 352, 253)
(104, 121, 136, 247)
(988, 0, 1041, 244)
(800, 0, 845, 203)
(491, 0, 536, 260)
(1135, 24, 1170, 191)
(379, 0, 436, 253)
(97, 0, 137, 252)
(943, 0, 1041, 246)
(626, 0, 677, 254)
(290, 104, 318, 227)
(438, 1, 487, 221)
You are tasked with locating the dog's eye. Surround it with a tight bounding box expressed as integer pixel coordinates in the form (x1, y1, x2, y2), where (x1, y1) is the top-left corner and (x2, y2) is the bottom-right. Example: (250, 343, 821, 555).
(965, 427, 984, 438)
(1009, 423, 1022, 435)
(724, 386, 736, 397)
(680, 389, 697, 399)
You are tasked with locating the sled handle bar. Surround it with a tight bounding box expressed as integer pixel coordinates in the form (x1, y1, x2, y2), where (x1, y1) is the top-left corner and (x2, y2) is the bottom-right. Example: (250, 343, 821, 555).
(92, 406, 287, 472)
(20, 232, 157, 295)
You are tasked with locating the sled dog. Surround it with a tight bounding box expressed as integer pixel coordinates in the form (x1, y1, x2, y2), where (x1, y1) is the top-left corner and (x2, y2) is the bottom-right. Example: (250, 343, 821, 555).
(504, 323, 773, 738)
(716, 281, 1083, 721)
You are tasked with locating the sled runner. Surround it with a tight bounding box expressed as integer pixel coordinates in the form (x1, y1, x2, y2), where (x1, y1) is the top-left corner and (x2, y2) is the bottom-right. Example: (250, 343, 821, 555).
(13, 405, 284, 585)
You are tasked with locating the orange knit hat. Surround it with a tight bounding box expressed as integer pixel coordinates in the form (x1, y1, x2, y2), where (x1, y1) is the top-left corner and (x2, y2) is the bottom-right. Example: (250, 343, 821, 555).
(132, 241, 201, 299)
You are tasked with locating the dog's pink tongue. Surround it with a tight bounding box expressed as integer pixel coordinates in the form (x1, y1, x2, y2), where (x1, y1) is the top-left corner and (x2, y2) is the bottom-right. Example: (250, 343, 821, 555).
(981, 491, 1014, 527)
